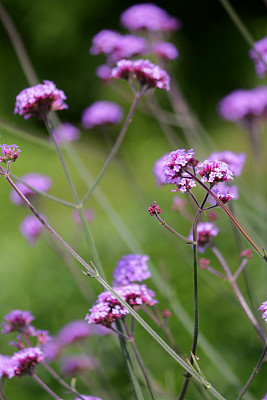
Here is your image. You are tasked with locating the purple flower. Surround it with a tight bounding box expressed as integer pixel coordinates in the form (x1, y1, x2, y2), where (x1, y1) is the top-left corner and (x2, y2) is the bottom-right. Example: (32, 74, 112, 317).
(0, 144, 21, 163)
(96, 65, 112, 81)
(152, 42, 179, 61)
(12, 347, 44, 376)
(261, 393, 267, 400)
(2, 310, 34, 335)
(14, 80, 68, 119)
(208, 183, 238, 205)
(19, 215, 45, 245)
(218, 87, 267, 123)
(249, 37, 267, 77)
(90, 30, 122, 56)
(61, 355, 98, 376)
(0, 355, 16, 378)
(42, 340, 61, 363)
(53, 123, 80, 145)
(161, 149, 197, 185)
(147, 201, 162, 216)
(10, 173, 52, 205)
(57, 320, 92, 346)
(86, 284, 158, 327)
(111, 59, 170, 91)
(82, 101, 123, 129)
(259, 301, 267, 322)
(36, 330, 51, 345)
(153, 154, 168, 186)
(120, 4, 181, 32)
(113, 254, 151, 286)
(189, 222, 219, 253)
(172, 178, 196, 194)
(72, 208, 95, 225)
(196, 160, 233, 185)
(208, 151, 246, 177)
(75, 396, 103, 400)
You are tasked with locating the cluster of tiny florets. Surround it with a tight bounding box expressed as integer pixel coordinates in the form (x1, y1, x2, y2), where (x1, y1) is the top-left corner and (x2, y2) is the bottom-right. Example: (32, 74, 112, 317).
(162, 149, 197, 185)
(172, 178, 196, 194)
(14, 80, 68, 119)
(249, 37, 267, 78)
(0, 144, 21, 163)
(208, 151, 246, 177)
(259, 301, 267, 322)
(53, 123, 80, 145)
(113, 254, 151, 286)
(147, 201, 162, 216)
(82, 101, 123, 129)
(12, 347, 44, 376)
(2, 310, 35, 335)
(196, 160, 233, 184)
(209, 183, 238, 205)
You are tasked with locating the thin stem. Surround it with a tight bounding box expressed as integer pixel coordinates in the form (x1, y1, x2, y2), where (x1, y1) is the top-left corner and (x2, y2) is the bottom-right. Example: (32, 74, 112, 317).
(0, 387, 8, 400)
(32, 373, 63, 400)
(236, 343, 267, 400)
(233, 258, 248, 281)
(81, 93, 141, 205)
(155, 213, 196, 244)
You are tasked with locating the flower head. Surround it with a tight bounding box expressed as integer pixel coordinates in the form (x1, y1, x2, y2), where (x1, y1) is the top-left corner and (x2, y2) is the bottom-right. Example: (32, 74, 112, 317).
(147, 201, 162, 216)
(0, 144, 21, 163)
(86, 284, 158, 327)
(249, 37, 267, 78)
(42, 340, 61, 363)
(259, 301, 267, 322)
(61, 355, 98, 376)
(53, 123, 80, 145)
(189, 222, 219, 253)
(218, 87, 267, 123)
(10, 173, 52, 205)
(12, 347, 44, 376)
(57, 320, 92, 346)
(14, 80, 68, 119)
(162, 149, 197, 185)
(172, 178, 196, 194)
(152, 42, 179, 61)
(120, 4, 181, 32)
(36, 330, 51, 345)
(96, 65, 112, 81)
(111, 59, 170, 91)
(196, 160, 233, 184)
(82, 101, 123, 129)
(208, 183, 238, 205)
(113, 254, 151, 286)
(153, 154, 168, 186)
(208, 151, 246, 177)
(0, 355, 16, 378)
(2, 310, 34, 335)
(19, 215, 45, 245)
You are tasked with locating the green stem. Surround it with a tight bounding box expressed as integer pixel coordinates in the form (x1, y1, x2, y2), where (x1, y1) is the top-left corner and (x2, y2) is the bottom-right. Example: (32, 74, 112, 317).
(155, 213, 196, 244)
(0, 387, 8, 400)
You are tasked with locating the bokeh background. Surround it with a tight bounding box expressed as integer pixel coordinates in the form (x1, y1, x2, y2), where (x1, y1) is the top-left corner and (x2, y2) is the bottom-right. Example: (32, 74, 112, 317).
(0, 1, 267, 399)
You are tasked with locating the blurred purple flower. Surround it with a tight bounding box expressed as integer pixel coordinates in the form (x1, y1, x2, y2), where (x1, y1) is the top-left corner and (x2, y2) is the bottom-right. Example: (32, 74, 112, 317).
(0, 355, 16, 378)
(120, 3, 181, 32)
(12, 347, 44, 376)
(19, 214, 45, 245)
(208, 183, 238, 205)
(113, 254, 151, 286)
(57, 320, 92, 346)
(61, 355, 98, 376)
(0, 144, 21, 163)
(196, 160, 233, 184)
(53, 123, 80, 145)
(10, 173, 52, 205)
(42, 340, 61, 363)
(82, 101, 123, 129)
(259, 301, 267, 322)
(249, 37, 267, 77)
(75, 396, 103, 400)
(2, 310, 34, 335)
(208, 151, 246, 177)
(153, 153, 168, 186)
(152, 42, 179, 61)
(36, 329, 51, 345)
(14, 80, 68, 119)
(96, 65, 112, 81)
(189, 222, 219, 253)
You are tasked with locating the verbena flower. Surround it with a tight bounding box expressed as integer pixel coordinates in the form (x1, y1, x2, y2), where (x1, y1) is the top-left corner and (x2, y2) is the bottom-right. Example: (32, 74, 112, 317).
(86, 284, 158, 327)
(147, 201, 162, 216)
(161, 149, 197, 185)
(61, 355, 98, 376)
(82, 101, 123, 129)
(12, 347, 44, 376)
(9, 335, 25, 350)
(0, 355, 16, 378)
(75, 396, 103, 400)
(189, 222, 219, 253)
(53, 123, 80, 145)
(249, 37, 267, 78)
(208, 182, 238, 205)
(152, 42, 179, 61)
(14, 80, 68, 119)
(96, 65, 112, 81)
(218, 87, 267, 123)
(36, 330, 51, 345)
(111, 59, 170, 91)
(259, 301, 267, 322)
(2, 310, 34, 335)
(172, 178, 196, 194)
(208, 151, 246, 177)
(57, 320, 92, 346)
(261, 394, 267, 400)
(10, 173, 52, 205)
(153, 154, 168, 186)
(42, 340, 61, 363)
(196, 160, 233, 184)
(19, 215, 45, 245)
(113, 254, 151, 286)
(0, 144, 21, 163)
(120, 3, 181, 32)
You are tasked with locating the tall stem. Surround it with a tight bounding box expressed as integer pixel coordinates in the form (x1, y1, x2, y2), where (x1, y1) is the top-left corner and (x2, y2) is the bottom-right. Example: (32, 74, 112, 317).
(0, 387, 8, 400)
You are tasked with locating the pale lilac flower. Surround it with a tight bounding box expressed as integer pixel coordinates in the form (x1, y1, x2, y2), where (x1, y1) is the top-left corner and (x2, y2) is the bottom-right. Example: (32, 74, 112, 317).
(113, 254, 151, 286)
(189, 222, 219, 253)
(208, 151, 246, 177)
(152, 42, 179, 61)
(57, 320, 92, 346)
(162, 149, 197, 185)
(12, 347, 44, 376)
(2, 310, 34, 335)
(53, 123, 80, 145)
(197, 160, 233, 184)
(42, 340, 61, 362)
(208, 183, 238, 205)
(0, 144, 21, 163)
(72, 208, 95, 225)
(36, 330, 51, 345)
(61, 355, 98, 376)
(172, 178, 196, 194)
(259, 301, 267, 322)
(19, 215, 45, 245)
(0, 355, 16, 378)
(111, 59, 170, 91)
(120, 3, 181, 32)
(90, 30, 122, 56)
(153, 154, 168, 186)
(261, 393, 267, 400)
(14, 80, 68, 119)
(218, 87, 267, 123)
(75, 396, 103, 400)
(10, 173, 52, 205)
(147, 201, 162, 216)
(96, 65, 112, 81)
(82, 101, 123, 129)
(249, 37, 267, 77)
(9, 335, 25, 350)
(86, 284, 158, 327)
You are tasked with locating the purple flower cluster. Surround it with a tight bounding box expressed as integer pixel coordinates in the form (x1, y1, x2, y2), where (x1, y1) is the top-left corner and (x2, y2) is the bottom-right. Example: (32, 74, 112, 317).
(61, 355, 98, 376)
(0, 355, 16, 378)
(147, 201, 162, 216)
(2, 310, 35, 335)
(161, 149, 197, 185)
(152, 42, 179, 61)
(208, 151, 246, 177)
(113, 254, 151, 286)
(120, 3, 181, 32)
(208, 183, 238, 205)
(10, 173, 52, 205)
(0, 144, 21, 163)
(53, 123, 80, 145)
(172, 178, 196, 194)
(189, 222, 219, 253)
(82, 101, 123, 129)
(86, 284, 158, 327)
(57, 320, 92, 346)
(111, 59, 170, 91)
(14, 80, 68, 119)
(249, 37, 267, 78)
(197, 160, 233, 185)
(259, 301, 267, 322)
(12, 347, 44, 376)
(218, 87, 267, 123)
(75, 396, 103, 400)
(19, 215, 45, 245)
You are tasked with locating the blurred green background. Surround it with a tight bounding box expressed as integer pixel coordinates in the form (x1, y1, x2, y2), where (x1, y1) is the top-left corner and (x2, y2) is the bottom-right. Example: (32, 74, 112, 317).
(0, 0, 267, 399)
